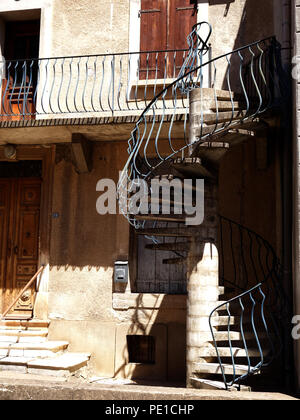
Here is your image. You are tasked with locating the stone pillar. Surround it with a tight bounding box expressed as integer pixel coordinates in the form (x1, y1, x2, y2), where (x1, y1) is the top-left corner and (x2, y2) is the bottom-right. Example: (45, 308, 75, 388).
(186, 179, 220, 388)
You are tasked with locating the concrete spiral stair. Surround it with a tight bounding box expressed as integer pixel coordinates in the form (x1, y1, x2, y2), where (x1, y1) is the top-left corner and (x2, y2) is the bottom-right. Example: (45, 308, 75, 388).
(0, 319, 90, 379)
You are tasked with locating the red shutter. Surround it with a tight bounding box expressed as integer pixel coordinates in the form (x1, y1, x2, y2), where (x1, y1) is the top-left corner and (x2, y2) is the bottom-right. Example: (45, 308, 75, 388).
(139, 0, 168, 79)
(168, 0, 197, 76)
(139, 0, 196, 79)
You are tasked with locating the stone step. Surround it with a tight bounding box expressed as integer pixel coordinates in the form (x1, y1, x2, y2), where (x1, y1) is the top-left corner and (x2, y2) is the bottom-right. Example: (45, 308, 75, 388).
(0, 329, 48, 338)
(27, 353, 91, 377)
(194, 142, 230, 166)
(192, 362, 260, 376)
(197, 346, 264, 358)
(0, 319, 50, 329)
(201, 110, 247, 125)
(0, 352, 90, 378)
(136, 227, 203, 237)
(145, 242, 190, 252)
(135, 214, 187, 224)
(210, 315, 239, 327)
(192, 330, 269, 343)
(0, 341, 69, 357)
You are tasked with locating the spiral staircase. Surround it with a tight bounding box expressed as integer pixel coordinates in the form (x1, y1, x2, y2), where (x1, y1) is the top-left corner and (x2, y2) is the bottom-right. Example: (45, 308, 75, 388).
(117, 23, 290, 390)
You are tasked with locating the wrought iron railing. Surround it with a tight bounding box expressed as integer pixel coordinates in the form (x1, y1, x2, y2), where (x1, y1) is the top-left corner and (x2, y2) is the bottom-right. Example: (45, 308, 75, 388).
(208, 216, 289, 389)
(117, 34, 282, 228)
(0, 47, 213, 125)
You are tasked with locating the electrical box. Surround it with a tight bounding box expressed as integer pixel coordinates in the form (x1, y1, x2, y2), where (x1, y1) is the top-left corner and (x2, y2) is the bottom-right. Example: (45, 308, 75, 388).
(114, 261, 128, 284)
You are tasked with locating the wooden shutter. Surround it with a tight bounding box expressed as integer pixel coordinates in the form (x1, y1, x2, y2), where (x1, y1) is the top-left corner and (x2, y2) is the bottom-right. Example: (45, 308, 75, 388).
(139, 0, 168, 79)
(168, 0, 197, 76)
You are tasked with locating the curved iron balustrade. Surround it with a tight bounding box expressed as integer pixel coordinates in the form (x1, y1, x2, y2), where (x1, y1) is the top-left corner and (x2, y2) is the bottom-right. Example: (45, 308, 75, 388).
(0, 48, 195, 125)
(208, 216, 289, 390)
(117, 30, 282, 227)
(117, 23, 288, 390)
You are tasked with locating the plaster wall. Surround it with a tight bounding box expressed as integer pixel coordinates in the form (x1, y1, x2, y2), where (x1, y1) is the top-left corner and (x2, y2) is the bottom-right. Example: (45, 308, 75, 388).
(47, 141, 186, 381)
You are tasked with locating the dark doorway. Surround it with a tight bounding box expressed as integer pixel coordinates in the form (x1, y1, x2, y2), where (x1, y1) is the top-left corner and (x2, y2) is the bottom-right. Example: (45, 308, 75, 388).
(1, 20, 40, 121)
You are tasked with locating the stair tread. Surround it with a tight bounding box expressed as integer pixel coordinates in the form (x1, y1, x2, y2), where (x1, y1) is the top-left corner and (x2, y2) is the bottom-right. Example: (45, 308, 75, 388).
(198, 346, 264, 357)
(0, 329, 48, 336)
(193, 362, 258, 375)
(27, 353, 91, 369)
(190, 377, 227, 390)
(0, 352, 90, 370)
(0, 340, 69, 350)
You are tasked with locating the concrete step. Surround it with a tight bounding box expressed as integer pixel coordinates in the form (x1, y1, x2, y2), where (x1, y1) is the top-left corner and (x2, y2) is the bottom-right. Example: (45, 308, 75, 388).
(172, 157, 216, 178)
(194, 142, 230, 164)
(192, 362, 259, 376)
(163, 257, 187, 265)
(0, 320, 50, 329)
(0, 352, 90, 378)
(145, 242, 190, 252)
(0, 341, 69, 357)
(210, 315, 239, 327)
(198, 346, 264, 358)
(27, 353, 91, 378)
(190, 377, 227, 390)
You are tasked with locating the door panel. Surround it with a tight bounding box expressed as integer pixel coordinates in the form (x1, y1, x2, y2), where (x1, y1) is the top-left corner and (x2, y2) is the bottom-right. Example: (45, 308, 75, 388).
(1, 178, 41, 317)
(168, 0, 197, 75)
(140, 0, 168, 79)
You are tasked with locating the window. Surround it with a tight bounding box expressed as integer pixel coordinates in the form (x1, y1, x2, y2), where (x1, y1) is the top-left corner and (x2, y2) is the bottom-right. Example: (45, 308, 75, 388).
(127, 335, 156, 364)
(1, 19, 40, 121)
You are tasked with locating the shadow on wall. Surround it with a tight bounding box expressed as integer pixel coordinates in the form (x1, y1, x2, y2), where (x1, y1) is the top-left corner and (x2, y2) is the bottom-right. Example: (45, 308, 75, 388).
(112, 292, 186, 384)
(49, 142, 130, 271)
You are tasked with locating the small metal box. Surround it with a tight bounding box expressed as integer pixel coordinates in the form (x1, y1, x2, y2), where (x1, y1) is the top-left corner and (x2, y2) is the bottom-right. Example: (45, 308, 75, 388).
(114, 261, 129, 284)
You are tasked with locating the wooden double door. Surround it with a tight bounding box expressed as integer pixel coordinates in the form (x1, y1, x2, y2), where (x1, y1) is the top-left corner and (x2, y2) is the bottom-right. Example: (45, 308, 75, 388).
(0, 177, 41, 317)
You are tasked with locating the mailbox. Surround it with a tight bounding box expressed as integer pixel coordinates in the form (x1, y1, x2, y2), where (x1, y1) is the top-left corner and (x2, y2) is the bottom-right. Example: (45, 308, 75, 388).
(114, 261, 128, 284)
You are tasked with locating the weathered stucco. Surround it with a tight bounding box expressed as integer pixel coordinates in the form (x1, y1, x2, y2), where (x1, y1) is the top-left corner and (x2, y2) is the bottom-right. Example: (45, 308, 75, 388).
(0, 0, 294, 386)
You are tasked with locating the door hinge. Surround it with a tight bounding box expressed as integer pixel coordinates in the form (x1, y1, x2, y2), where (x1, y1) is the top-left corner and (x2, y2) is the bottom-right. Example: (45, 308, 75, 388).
(138, 9, 161, 18)
(176, 6, 196, 11)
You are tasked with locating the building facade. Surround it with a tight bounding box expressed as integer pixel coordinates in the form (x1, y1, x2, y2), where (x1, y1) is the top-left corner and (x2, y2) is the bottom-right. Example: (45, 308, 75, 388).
(0, 0, 297, 393)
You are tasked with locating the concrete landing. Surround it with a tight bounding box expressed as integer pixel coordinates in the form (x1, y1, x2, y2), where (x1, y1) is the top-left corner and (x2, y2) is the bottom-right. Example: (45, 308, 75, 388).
(0, 372, 297, 400)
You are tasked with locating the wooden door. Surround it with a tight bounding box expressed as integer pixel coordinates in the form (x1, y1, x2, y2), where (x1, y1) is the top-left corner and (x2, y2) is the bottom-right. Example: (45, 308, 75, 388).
(140, 0, 168, 79)
(1, 20, 40, 121)
(0, 178, 41, 318)
(139, 0, 196, 79)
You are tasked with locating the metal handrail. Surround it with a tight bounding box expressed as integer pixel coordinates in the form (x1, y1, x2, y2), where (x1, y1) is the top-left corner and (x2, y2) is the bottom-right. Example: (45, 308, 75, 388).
(208, 217, 289, 389)
(117, 35, 281, 228)
(0, 48, 205, 123)
(0, 265, 45, 320)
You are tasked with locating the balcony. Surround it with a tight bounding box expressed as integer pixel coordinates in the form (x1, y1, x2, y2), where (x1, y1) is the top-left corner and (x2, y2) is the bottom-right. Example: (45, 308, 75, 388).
(0, 49, 209, 129)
